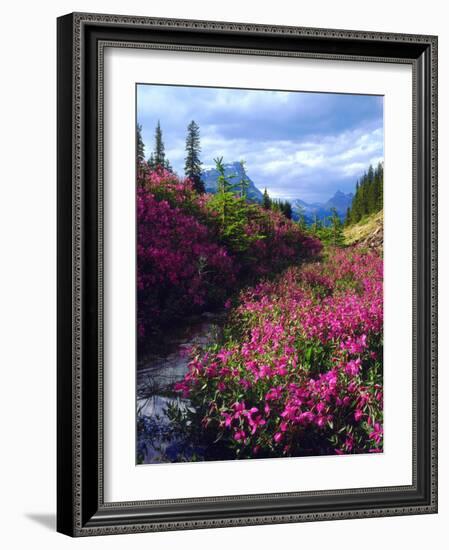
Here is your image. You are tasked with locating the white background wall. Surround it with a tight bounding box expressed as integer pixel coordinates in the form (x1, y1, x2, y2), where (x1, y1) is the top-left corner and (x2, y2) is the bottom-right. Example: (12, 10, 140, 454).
(0, 1, 446, 548)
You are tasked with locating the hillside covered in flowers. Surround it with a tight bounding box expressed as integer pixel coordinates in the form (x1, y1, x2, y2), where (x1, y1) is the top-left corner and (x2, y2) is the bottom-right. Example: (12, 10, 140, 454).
(136, 165, 383, 463)
(137, 165, 322, 346)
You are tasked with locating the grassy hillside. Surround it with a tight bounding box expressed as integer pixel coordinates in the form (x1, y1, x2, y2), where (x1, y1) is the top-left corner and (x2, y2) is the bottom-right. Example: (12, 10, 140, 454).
(344, 210, 383, 248)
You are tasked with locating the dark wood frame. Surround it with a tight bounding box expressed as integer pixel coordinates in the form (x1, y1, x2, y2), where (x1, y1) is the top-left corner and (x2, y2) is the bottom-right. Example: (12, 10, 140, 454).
(57, 12, 438, 537)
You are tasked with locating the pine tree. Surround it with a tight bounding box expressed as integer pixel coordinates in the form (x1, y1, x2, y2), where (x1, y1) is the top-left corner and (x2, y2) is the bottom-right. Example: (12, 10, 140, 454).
(269, 198, 292, 219)
(282, 201, 293, 219)
(208, 157, 255, 253)
(345, 206, 351, 226)
(262, 188, 271, 210)
(359, 172, 368, 217)
(136, 124, 145, 166)
(311, 213, 321, 235)
(376, 162, 384, 211)
(147, 152, 155, 171)
(296, 205, 306, 230)
(153, 120, 166, 168)
(184, 120, 204, 193)
(238, 160, 250, 199)
(370, 169, 381, 213)
(367, 178, 377, 213)
(345, 162, 384, 227)
(329, 208, 344, 246)
(146, 121, 173, 172)
(351, 181, 361, 223)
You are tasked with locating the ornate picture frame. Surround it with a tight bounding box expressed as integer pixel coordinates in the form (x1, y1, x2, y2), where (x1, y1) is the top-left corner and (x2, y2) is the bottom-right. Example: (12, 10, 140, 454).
(57, 12, 437, 536)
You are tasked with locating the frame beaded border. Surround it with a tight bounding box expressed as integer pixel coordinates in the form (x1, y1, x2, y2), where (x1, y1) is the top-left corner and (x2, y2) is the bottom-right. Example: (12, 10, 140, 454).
(67, 12, 437, 536)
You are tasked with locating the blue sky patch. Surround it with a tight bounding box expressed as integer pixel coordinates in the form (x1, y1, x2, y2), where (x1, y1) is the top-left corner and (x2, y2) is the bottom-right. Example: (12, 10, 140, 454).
(137, 84, 383, 203)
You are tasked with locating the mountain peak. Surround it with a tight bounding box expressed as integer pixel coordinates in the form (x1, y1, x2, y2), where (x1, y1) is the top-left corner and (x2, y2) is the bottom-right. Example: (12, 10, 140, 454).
(332, 190, 353, 199)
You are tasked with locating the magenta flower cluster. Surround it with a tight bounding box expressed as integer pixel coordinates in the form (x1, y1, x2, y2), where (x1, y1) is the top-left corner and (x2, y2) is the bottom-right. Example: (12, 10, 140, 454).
(243, 210, 322, 276)
(137, 186, 235, 340)
(137, 168, 321, 342)
(175, 247, 383, 457)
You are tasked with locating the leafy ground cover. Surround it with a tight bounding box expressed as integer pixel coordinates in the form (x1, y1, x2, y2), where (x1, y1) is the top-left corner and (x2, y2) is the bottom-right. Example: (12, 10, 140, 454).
(137, 167, 321, 345)
(173, 247, 383, 458)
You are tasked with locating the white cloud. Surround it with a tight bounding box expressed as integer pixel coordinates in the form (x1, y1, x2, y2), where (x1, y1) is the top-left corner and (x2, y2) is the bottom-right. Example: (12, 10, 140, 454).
(144, 124, 383, 202)
(137, 84, 383, 202)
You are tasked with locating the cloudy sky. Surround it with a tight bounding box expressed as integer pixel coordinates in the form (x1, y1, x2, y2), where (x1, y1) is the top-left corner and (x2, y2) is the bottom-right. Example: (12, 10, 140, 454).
(137, 84, 383, 203)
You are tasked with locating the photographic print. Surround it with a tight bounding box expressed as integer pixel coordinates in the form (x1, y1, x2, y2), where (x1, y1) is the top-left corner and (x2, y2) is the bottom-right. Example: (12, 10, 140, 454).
(136, 84, 384, 465)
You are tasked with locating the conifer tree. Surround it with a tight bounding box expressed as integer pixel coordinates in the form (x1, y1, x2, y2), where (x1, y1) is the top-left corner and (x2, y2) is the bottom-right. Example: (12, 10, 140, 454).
(238, 160, 250, 199)
(184, 120, 205, 193)
(282, 201, 293, 219)
(296, 205, 306, 230)
(146, 121, 173, 172)
(329, 208, 344, 246)
(208, 157, 255, 253)
(351, 181, 360, 223)
(164, 158, 173, 173)
(376, 162, 384, 211)
(153, 120, 166, 168)
(262, 188, 271, 210)
(345, 206, 351, 226)
(345, 163, 384, 226)
(311, 213, 320, 235)
(136, 124, 145, 166)
(147, 152, 155, 171)
(269, 198, 292, 219)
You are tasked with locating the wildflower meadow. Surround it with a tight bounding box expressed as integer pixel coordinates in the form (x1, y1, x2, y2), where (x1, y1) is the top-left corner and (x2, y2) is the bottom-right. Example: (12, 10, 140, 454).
(136, 165, 383, 463)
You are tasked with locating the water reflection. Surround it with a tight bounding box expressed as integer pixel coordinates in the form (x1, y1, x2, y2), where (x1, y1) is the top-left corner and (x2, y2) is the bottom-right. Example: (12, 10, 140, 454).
(136, 312, 225, 463)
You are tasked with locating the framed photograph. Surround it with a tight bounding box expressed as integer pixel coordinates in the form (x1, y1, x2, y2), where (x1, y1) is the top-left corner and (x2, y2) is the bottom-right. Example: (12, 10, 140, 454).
(57, 12, 438, 536)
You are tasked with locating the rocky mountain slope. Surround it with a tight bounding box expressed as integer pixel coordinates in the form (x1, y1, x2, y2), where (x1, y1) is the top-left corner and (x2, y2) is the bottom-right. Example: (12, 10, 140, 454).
(344, 210, 383, 251)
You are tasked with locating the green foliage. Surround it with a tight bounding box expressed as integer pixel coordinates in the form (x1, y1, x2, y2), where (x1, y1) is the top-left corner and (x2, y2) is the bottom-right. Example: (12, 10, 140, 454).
(154, 120, 165, 167)
(346, 162, 383, 225)
(344, 207, 351, 227)
(207, 157, 261, 253)
(311, 214, 321, 234)
(184, 120, 205, 193)
(283, 201, 293, 220)
(329, 207, 345, 246)
(271, 198, 293, 220)
(296, 205, 307, 230)
(136, 123, 145, 166)
(310, 208, 345, 246)
(261, 190, 292, 221)
(237, 160, 250, 199)
(147, 120, 172, 171)
(262, 188, 271, 210)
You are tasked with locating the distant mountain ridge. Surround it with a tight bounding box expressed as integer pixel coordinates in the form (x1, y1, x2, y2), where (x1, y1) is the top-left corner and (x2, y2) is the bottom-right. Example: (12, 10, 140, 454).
(291, 190, 354, 223)
(201, 161, 353, 223)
